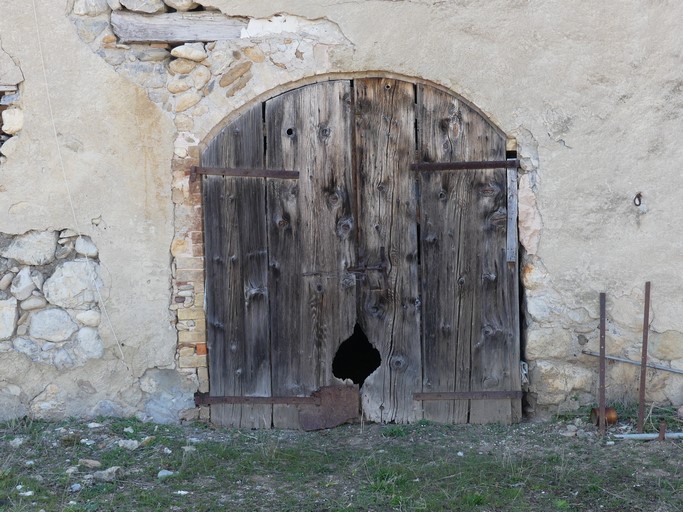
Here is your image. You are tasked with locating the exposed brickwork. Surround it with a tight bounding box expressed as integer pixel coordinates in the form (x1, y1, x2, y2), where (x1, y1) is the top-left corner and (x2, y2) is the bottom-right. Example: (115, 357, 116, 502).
(170, 151, 208, 377)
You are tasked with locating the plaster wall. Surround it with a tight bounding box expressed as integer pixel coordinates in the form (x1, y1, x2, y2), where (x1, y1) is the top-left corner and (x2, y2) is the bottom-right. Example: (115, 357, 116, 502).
(1, 0, 682, 421)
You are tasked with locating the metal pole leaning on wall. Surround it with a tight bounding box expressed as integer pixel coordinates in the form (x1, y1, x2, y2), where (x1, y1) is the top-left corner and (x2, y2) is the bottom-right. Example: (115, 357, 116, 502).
(599, 293, 607, 436)
(637, 281, 652, 434)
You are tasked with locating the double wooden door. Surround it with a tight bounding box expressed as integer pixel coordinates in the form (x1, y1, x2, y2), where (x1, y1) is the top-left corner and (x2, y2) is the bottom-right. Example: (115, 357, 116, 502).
(201, 78, 520, 428)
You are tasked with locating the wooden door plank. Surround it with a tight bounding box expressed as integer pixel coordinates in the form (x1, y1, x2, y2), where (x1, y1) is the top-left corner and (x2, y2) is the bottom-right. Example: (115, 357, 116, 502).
(419, 169, 471, 424)
(266, 81, 356, 428)
(466, 125, 515, 424)
(202, 105, 271, 428)
(418, 86, 469, 424)
(417, 85, 519, 424)
(354, 78, 421, 424)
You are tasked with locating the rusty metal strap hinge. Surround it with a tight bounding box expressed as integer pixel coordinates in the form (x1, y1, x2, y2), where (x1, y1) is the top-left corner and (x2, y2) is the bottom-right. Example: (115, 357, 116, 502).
(410, 159, 519, 172)
(190, 166, 299, 181)
(414, 391, 523, 401)
(194, 392, 320, 406)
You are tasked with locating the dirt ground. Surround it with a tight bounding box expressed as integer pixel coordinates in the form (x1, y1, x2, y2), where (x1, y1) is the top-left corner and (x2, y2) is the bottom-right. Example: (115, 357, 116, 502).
(1, 408, 682, 511)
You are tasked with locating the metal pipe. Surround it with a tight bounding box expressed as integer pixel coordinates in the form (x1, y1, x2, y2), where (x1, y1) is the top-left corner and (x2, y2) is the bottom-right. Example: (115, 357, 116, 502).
(615, 433, 683, 440)
(638, 281, 652, 433)
(580, 351, 683, 376)
(599, 293, 606, 436)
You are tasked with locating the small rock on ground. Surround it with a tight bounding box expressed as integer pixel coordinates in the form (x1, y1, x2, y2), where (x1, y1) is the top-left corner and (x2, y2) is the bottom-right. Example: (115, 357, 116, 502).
(93, 466, 123, 482)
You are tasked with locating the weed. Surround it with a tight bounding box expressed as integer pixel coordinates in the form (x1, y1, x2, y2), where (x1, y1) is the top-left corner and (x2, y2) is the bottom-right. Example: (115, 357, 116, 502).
(381, 425, 407, 438)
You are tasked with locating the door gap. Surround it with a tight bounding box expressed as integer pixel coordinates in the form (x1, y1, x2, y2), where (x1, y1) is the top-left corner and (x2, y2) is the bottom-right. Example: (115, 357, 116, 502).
(332, 323, 381, 387)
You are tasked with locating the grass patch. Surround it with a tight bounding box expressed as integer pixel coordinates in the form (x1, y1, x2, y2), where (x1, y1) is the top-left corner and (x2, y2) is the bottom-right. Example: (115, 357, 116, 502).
(0, 417, 682, 511)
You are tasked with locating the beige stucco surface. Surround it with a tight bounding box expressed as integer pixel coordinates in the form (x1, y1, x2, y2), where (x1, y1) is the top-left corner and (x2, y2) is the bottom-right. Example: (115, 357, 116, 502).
(0, 1, 178, 419)
(1, 0, 682, 420)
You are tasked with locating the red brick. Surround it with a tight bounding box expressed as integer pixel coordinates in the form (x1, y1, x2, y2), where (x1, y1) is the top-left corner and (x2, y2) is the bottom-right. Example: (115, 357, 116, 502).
(192, 243, 205, 257)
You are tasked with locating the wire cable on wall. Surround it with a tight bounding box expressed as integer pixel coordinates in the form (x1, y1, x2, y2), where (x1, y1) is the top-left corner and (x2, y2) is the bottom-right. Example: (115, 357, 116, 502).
(30, 0, 129, 370)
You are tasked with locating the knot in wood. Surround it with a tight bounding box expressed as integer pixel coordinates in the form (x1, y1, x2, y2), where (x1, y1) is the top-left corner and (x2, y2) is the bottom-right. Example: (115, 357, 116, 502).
(482, 376, 500, 388)
(327, 191, 341, 207)
(336, 217, 353, 239)
(438, 189, 448, 201)
(390, 354, 406, 371)
(318, 126, 331, 139)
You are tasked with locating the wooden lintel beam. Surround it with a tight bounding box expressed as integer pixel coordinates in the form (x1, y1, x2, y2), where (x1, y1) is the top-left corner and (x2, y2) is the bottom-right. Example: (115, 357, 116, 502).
(111, 11, 248, 43)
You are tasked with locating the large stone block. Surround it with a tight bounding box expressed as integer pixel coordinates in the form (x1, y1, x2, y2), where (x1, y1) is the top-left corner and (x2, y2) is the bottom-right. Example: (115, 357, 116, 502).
(162, 0, 197, 11)
(0, 297, 17, 340)
(0, 231, 57, 265)
(29, 308, 78, 342)
(30, 384, 66, 419)
(531, 360, 594, 405)
(10, 268, 37, 301)
(43, 260, 102, 310)
(12, 337, 41, 360)
(74, 327, 104, 360)
(119, 0, 166, 14)
(139, 369, 196, 423)
(525, 327, 573, 360)
(170, 43, 206, 62)
(72, 0, 111, 16)
(0, 108, 23, 135)
(649, 330, 683, 361)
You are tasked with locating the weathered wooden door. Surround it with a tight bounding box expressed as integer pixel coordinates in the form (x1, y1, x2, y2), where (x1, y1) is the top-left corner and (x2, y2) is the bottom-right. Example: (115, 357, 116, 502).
(201, 78, 520, 428)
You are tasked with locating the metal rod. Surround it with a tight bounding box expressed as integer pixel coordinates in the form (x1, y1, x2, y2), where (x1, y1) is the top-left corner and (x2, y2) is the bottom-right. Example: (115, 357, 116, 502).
(191, 166, 299, 180)
(615, 432, 683, 440)
(194, 393, 318, 406)
(410, 159, 518, 172)
(413, 391, 523, 401)
(637, 281, 651, 434)
(658, 421, 667, 441)
(581, 350, 683, 375)
(599, 292, 606, 436)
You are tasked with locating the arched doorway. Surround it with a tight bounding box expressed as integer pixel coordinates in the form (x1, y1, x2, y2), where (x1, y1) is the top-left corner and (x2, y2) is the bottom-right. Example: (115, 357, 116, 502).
(200, 77, 521, 428)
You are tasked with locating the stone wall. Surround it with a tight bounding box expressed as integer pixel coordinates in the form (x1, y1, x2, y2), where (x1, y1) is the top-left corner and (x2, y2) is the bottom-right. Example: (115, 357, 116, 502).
(0, 38, 23, 162)
(1, 230, 104, 369)
(1, 0, 682, 422)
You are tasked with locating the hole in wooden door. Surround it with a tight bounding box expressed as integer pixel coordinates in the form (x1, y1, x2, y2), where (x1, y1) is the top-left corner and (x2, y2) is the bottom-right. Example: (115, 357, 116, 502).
(332, 323, 381, 387)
